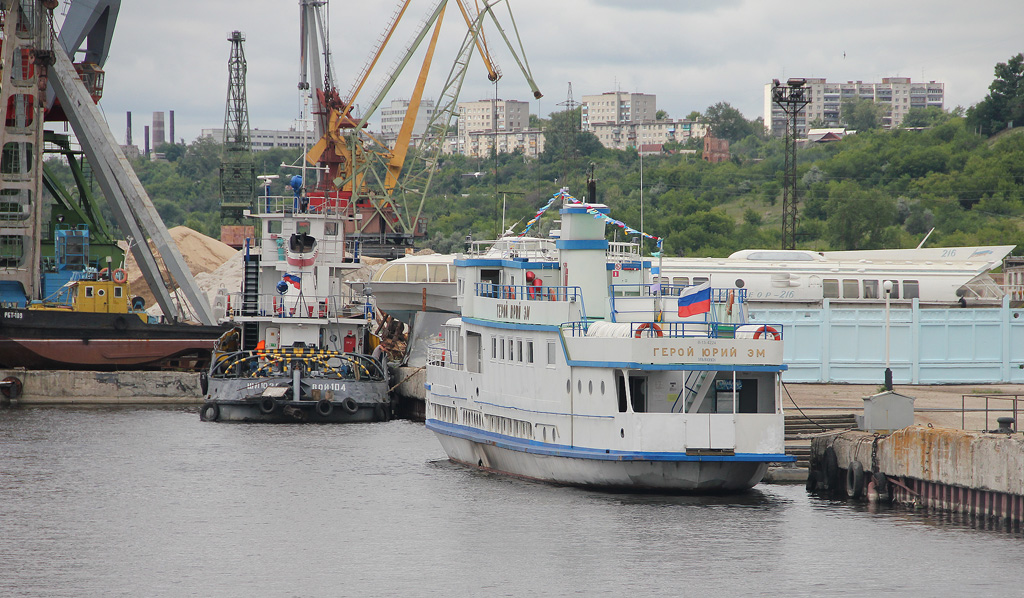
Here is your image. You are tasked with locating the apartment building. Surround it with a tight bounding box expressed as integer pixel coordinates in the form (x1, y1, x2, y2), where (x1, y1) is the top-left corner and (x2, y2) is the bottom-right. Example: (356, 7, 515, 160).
(379, 98, 436, 148)
(764, 77, 945, 136)
(457, 99, 529, 136)
(580, 91, 656, 131)
(588, 119, 699, 151)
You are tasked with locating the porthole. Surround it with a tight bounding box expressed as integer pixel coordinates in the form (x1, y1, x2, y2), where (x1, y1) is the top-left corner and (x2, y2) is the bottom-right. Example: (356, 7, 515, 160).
(588, 381, 593, 394)
(601, 381, 605, 394)
(620, 428, 624, 438)
(577, 380, 582, 393)
(735, 279, 745, 288)
(566, 380, 571, 394)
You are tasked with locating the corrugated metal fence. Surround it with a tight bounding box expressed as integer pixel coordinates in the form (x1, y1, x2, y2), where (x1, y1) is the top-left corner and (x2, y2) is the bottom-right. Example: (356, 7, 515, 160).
(749, 298, 1024, 384)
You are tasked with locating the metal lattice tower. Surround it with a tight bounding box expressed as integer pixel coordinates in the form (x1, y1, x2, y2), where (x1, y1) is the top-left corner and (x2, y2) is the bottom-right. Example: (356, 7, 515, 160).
(771, 78, 810, 250)
(220, 30, 255, 221)
(556, 81, 578, 189)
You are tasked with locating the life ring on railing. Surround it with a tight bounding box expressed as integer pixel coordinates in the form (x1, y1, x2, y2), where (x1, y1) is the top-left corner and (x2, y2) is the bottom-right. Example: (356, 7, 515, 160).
(502, 285, 515, 299)
(112, 268, 128, 284)
(99, 267, 110, 280)
(634, 322, 664, 338)
(753, 325, 781, 340)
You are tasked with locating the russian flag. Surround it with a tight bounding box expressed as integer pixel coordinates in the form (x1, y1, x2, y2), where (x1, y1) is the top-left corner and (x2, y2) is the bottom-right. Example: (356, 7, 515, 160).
(677, 282, 711, 317)
(283, 273, 301, 290)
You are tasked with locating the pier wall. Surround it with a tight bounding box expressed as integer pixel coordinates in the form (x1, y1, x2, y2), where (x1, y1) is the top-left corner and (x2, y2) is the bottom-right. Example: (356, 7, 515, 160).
(750, 298, 1024, 384)
(810, 427, 1024, 525)
(0, 369, 202, 405)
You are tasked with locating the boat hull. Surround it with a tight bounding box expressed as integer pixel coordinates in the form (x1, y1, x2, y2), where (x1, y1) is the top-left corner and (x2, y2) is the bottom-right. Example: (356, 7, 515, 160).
(428, 423, 770, 493)
(202, 397, 391, 423)
(0, 308, 228, 370)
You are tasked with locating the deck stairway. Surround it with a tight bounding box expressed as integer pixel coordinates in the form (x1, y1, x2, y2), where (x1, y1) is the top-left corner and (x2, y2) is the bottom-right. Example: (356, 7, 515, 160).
(241, 255, 260, 351)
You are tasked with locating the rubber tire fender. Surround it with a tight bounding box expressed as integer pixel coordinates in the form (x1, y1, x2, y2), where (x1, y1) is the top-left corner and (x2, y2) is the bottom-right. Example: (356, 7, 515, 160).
(846, 460, 865, 500)
(341, 397, 359, 414)
(822, 446, 839, 493)
(316, 398, 334, 417)
(375, 404, 390, 422)
(259, 396, 277, 414)
(200, 402, 220, 422)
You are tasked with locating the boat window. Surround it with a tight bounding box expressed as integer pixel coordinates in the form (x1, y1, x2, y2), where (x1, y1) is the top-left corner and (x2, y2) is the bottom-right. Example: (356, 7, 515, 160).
(324, 222, 338, 236)
(374, 264, 405, 282)
(267, 220, 282, 234)
(526, 341, 534, 364)
(84, 286, 94, 298)
(508, 339, 514, 362)
(694, 277, 709, 286)
(863, 280, 879, 299)
(842, 279, 859, 299)
(466, 332, 481, 373)
(516, 340, 523, 362)
(500, 337, 506, 360)
(884, 280, 899, 299)
(296, 221, 311, 234)
(491, 336, 497, 360)
(429, 264, 452, 283)
(480, 269, 501, 297)
(616, 373, 627, 412)
(547, 341, 556, 366)
(823, 279, 839, 298)
(745, 251, 815, 261)
(672, 276, 688, 286)
(407, 264, 427, 283)
(630, 377, 647, 413)
(114, 286, 123, 298)
(904, 280, 920, 299)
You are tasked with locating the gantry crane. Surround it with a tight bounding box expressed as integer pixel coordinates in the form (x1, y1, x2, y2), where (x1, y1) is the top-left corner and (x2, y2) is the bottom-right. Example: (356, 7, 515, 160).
(299, 0, 541, 257)
(0, 0, 214, 324)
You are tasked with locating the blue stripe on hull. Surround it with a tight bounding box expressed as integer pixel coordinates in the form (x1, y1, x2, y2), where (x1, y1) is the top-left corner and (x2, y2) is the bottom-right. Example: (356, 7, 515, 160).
(426, 418, 795, 463)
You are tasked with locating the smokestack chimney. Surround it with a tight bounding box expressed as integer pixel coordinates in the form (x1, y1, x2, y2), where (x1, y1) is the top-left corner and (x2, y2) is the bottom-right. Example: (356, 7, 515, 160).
(126, 111, 133, 146)
(144, 125, 150, 156)
(169, 110, 175, 145)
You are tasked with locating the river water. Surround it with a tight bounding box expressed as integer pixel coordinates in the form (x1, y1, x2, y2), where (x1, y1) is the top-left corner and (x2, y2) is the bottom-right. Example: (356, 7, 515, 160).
(1, 407, 1021, 597)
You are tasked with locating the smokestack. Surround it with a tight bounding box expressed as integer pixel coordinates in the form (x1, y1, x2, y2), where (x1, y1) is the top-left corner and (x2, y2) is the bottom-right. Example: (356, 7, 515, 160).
(126, 111, 133, 145)
(144, 125, 150, 155)
(169, 110, 175, 145)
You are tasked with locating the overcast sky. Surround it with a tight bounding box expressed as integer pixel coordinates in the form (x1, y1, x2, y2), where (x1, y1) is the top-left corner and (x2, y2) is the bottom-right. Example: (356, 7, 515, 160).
(77, 0, 1024, 145)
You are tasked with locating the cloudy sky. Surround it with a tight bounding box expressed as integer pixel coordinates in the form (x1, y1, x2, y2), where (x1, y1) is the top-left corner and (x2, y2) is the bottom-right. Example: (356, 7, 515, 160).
(74, 0, 1024, 145)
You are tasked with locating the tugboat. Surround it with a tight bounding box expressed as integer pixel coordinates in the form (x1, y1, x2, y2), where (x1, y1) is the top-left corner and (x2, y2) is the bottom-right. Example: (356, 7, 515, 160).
(199, 189, 391, 423)
(425, 190, 794, 492)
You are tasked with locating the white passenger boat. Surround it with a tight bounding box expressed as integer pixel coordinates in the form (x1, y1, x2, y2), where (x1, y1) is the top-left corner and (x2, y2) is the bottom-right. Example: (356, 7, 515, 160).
(425, 191, 794, 492)
(199, 194, 391, 423)
(368, 253, 458, 321)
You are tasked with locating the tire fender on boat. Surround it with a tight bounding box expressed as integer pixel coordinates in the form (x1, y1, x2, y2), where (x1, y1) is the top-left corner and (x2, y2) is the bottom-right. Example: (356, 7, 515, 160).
(200, 402, 219, 422)
(753, 325, 781, 340)
(846, 460, 865, 499)
(634, 322, 663, 338)
(259, 396, 277, 414)
(341, 397, 359, 414)
(316, 398, 334, 417)
(375, 403, 390, 422)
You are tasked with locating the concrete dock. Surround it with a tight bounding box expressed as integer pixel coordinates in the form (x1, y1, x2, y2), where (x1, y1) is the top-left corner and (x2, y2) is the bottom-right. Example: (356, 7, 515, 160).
(0, 369, 202, 406)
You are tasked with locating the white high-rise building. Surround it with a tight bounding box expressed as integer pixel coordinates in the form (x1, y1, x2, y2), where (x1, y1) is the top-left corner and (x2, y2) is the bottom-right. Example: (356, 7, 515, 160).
(763, 77, 945, 137)
(456, 98, 529, 136)
(580, 91, 656, 131)
(379, 98, 436, 148)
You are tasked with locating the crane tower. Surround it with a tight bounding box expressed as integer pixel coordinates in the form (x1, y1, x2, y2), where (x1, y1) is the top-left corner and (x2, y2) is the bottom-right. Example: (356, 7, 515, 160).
(220, 30, 255, 221)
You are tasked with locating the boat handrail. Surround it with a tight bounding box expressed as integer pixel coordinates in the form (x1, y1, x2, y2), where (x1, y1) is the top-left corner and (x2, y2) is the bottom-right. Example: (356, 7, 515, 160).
(219, 290, 367, 320)
(426, 342, 463, 370)
(465, 237, 556, 259)
(473, 283, 582, 303)
(610, 284, 747, 302)
(252, 194, 352, 217)
(210, 348, 386, 380)
(560, 320, 784, 340)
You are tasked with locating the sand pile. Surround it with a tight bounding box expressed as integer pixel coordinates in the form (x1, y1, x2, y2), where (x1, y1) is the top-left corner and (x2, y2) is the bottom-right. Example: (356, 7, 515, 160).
(124, 227, 239, 315)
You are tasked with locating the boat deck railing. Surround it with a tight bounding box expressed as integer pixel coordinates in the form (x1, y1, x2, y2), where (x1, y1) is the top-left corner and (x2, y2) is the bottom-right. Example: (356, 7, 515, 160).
(610, 285, 749, 325)
(210, 349, 386, 381)
(474, 283, 582, 303)
(252, 194, 352, 217)
(466, 237, 556, 259)
(560, 320, 785, 340)
(217, 291, 367, 320)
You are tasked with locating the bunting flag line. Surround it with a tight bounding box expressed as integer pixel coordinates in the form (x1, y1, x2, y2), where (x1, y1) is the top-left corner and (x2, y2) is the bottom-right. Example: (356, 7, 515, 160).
(517, 188, 662, 245)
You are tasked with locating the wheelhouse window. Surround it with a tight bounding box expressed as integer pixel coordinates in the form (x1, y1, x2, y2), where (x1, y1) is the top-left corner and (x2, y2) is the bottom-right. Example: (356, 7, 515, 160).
(842, 279, 859, 299)
(863, 280, 879, 299)
(823, 279, 839, 299)
(903, 280, 920, 299)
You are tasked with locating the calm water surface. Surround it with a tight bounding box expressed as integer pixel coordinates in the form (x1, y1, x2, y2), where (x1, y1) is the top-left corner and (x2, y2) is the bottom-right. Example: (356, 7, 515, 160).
(1, 407, 1021, 597)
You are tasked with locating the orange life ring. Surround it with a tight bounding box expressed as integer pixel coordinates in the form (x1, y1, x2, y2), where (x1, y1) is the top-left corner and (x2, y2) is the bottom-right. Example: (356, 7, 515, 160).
(634, 322, 664, 338)
(753, 325, 781, 340)
(548, 288, 557, 301)
(503, 285, 515, 299)
(99, 267, 110, 279)
(112, 268, 128, 284)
